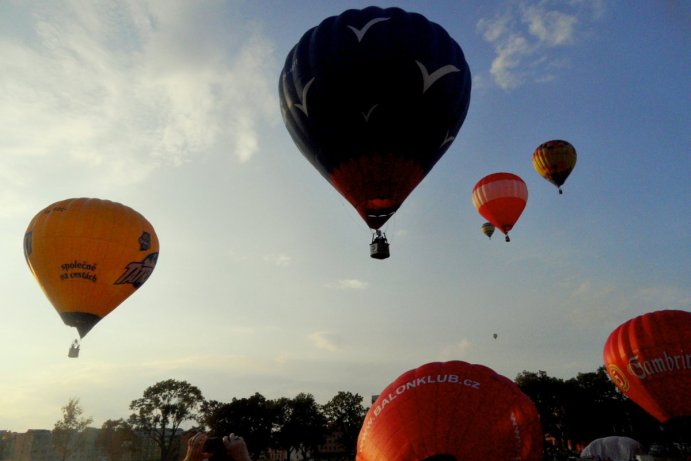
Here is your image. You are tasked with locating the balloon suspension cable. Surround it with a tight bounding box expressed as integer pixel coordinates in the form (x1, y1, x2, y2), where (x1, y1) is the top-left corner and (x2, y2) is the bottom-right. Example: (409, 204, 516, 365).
(68, 338, 80, 358)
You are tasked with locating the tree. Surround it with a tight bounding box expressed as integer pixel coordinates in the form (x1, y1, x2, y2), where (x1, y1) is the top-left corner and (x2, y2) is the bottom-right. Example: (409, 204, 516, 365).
(322, 391, 367, 460)
(128, 379, 204, 461)
(515, 370, 568, 446)
(52, 397, 93, 461)
(96, 419, 140, 461)
(274, 393, 327, 461)
(203, 393, 276, 459)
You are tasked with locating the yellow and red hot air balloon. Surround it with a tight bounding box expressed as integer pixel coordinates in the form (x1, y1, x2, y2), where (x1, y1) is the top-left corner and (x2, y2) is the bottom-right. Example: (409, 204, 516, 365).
(24, 198, 159, 357)
(481, 222, 495, 240)
(472, 172, 528, 242)
(532, 140, 576, 194)
(603, 309, 691, 423)
(357, 361, 543, 461)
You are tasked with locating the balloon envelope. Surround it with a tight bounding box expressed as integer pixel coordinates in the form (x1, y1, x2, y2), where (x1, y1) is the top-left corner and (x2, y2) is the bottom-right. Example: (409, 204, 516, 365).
(532, 140, 576, 194)
(472, 172, 528, 240)
(580, 436, 641, 461)
(481, 222, 495, 239)
(24, 198, 159, 338)
(603, 309, 691, 422)
(356, 361, 543, 461)
(279, 6, 471, 229)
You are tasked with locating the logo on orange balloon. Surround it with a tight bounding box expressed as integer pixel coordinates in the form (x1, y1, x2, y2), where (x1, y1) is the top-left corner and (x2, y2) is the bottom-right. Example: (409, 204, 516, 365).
(606, 364, 630, 391)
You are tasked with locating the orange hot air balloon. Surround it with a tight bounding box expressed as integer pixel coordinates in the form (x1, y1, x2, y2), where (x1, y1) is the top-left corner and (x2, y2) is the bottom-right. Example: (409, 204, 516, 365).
(472, 172, 528, 242)
(532, 140, 576, 194)
(24, 198, 159, 353)
(356, 361, 543, 461)
(603, 309, 691, 423)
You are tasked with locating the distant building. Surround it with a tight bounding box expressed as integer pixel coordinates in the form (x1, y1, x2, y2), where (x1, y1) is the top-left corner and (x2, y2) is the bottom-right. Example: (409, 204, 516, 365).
(11, 429, 57, 461)
(1, 427, 186, 461)
(0, 431, 17, 461)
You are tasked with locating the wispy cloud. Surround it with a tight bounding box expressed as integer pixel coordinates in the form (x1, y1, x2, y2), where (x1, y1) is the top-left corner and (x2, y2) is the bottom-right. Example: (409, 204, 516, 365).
(0, 1, 277, 192)
(263, 253, 293, 267)
(477, 1, 601, 89)
(440, 339, 472, 360)
(326, 279, 369, 290)
(308, 331, 341, 352)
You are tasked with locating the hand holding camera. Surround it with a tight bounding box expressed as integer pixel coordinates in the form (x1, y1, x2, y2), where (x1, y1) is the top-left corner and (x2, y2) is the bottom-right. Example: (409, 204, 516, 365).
(184, 432, 252, 461)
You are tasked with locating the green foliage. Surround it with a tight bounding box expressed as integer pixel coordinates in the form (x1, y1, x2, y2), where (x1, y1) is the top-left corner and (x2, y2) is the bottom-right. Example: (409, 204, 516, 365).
(515, 367, 668, 448)
(203, 392, 276, 459)
(96, 419, 140, 461)
(128, 379, 204, 461)
(274, 393, 328, 460)
(52, 397, 93, 461)
(322, 391, 367, 459)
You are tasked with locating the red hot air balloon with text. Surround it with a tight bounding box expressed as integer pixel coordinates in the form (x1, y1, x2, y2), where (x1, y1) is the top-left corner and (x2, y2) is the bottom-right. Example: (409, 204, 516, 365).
(279, 6, 472, 259)
(603, 309, 691, 423)
(356, 361, 543, 461)
(472, 172, 528, 242)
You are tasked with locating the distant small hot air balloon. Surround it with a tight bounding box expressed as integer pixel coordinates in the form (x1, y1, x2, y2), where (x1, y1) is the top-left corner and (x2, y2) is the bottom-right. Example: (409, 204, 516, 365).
(279, 6, 472, 259)
(603, 309, 691, 423)
(481, 222, 495, 239)
(356, 361, 543, 461)
(472, 172, 528, 242)
(532, 140, 576, 194)
(24, 198, 159, 357)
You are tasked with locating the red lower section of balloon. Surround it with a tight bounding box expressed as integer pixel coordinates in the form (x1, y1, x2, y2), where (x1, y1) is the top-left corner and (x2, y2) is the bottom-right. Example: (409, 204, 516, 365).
(478, 197, 526, 234)
(330, 153, 425, 229)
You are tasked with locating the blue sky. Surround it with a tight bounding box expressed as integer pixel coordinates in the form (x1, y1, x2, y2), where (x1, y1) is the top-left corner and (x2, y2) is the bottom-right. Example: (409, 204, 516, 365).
(1, 0, 689, 432)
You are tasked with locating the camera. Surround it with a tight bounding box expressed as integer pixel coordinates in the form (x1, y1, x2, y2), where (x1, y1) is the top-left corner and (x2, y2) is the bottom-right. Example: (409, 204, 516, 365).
(202, 436, 231, 461)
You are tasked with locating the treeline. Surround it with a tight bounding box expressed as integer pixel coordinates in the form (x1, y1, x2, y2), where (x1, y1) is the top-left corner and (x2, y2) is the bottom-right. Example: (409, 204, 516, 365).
(46, 368, 691, 461)
(515, 367, 690, 457)
(55, 381, 366, 461)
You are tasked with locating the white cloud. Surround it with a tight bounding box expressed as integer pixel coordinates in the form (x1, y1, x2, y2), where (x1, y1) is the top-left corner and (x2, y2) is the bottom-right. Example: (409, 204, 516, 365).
(489, 34, 532, 90)
(0, 0, 278, 192)
(523, 5, 577, 46)
(308, 332, 341, 352)
(440, 339, 472, 360)
(263, 253, 293, 267)
(326, 279, 369, 290)
(477, 1, 597, 89)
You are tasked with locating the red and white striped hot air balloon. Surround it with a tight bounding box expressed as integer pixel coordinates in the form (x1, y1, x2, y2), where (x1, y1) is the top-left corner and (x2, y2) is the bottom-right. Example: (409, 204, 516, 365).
(472, 172, 528, 242)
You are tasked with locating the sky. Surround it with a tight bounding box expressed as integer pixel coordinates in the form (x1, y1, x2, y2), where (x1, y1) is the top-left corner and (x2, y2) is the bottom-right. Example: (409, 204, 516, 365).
(1, 0, 689, 433)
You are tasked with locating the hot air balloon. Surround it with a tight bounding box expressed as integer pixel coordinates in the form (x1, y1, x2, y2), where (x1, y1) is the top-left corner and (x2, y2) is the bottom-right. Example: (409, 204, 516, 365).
(279, 6, 471, 259)
(356, 361, 543, 461)
(580, 436, 642, 461)
(24, 198, 159, 357)
(532, 140, 576, 194)
(472, 172, 528, 242)
(603, 309, 691, 423)
(481, 222, 495, 239)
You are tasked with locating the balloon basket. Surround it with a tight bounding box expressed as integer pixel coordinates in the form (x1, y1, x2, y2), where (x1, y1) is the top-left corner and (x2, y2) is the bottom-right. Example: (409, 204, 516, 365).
(370, 241, 390, 259)
(369, 230, 390, 259)
(68, 339, 80, 358)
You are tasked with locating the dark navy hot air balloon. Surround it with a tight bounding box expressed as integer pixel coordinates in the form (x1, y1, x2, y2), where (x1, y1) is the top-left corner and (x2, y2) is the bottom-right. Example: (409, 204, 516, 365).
(279, 7, 471, 259)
